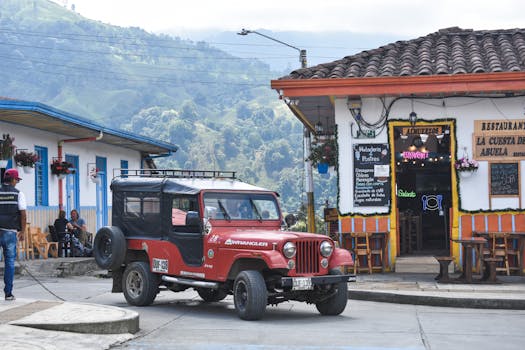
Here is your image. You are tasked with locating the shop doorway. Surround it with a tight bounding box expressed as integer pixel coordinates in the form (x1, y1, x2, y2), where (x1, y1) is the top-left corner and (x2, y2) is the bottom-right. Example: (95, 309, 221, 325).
(394, 123, 452, 255)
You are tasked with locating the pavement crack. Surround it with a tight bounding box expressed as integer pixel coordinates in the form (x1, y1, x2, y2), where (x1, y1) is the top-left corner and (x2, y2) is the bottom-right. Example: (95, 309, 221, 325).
(415, 307, 431, 350)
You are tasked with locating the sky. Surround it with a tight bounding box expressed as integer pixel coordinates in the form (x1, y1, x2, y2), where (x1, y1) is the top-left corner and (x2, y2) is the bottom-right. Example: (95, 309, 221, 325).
(52, 0, 525, 38)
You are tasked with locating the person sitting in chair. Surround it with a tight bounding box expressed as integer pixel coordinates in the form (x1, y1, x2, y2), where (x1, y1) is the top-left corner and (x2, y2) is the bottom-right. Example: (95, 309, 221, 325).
(53, 210, 69, 238)
(67, 209, 87, 246)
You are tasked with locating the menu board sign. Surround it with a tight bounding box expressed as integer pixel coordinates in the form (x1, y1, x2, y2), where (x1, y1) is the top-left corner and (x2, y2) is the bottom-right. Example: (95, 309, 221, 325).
(490, 162, 520, 196)
(353, 143, 390, 207)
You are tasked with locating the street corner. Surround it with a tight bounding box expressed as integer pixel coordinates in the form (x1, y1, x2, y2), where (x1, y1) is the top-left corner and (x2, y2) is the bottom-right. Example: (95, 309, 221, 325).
(8, 300, 139, 334)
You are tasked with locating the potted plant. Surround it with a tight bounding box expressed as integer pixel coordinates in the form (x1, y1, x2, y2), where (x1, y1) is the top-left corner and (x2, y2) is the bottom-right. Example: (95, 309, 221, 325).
(14, 150, 39, 173)
(455, 157, 479, 178)
(89, 167, 102, 184)
(0, 134, 16, 168)
(51, 159, 76, 179)
(308, 138, 337, 174)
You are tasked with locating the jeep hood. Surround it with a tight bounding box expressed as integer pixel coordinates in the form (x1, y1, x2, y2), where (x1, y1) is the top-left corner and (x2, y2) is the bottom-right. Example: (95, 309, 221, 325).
(221, 230, 330, 245)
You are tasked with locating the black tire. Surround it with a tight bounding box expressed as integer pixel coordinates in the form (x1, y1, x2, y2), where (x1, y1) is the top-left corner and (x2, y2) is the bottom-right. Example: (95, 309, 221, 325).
(233, 270, 267, 320)
(315, 269, 348, 316)
(197, 288, 228, 302)
(93, 226, 126, 270)
(122, 261, 159, 306)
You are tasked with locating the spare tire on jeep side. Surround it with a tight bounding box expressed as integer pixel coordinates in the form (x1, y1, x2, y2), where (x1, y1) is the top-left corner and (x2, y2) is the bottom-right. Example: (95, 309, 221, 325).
(94, 226, 127, 270)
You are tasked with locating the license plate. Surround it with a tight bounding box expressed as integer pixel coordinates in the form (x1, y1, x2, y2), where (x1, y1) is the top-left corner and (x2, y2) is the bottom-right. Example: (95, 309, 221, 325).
(292, 277, 313, 290)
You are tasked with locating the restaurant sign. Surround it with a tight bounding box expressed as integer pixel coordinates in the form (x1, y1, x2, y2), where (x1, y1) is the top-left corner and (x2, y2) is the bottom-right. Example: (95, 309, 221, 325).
(473, 119, 525, 161)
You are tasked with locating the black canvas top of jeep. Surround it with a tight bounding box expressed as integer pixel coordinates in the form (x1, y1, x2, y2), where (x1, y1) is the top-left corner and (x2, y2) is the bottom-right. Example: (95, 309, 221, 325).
(110, 169, 278, 238)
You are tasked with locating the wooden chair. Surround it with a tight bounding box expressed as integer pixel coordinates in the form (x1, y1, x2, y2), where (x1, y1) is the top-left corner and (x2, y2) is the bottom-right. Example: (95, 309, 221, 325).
(352, 232, 372, 274)
(492, 232, 510, 275)
(505, 233, 521, 274)
(49, 225, 71, 257)
(475, 232, 492, 273)
(17, 226, 34, 260)
(30, 227, 59, 259)
(370, 232, 387, 272)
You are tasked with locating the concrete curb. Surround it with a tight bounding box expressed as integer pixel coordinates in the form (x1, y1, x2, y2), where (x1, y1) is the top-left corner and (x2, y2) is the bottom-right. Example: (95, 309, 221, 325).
(8, 302, 139, 334)
(348, 289, 525, 310)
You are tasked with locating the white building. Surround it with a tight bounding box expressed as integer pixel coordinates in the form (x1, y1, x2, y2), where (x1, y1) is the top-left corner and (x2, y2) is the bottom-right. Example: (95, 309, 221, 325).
(272, 27, 525, 272)
(0, 98, 177, 233)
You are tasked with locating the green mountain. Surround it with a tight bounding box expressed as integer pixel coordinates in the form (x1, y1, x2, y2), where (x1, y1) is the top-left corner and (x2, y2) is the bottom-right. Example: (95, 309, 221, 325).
(0, 0, 336, 219)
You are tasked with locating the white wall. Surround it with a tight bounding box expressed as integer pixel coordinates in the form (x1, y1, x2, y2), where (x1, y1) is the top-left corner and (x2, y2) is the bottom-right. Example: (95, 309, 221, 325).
(335, 96, 525, 213)
(1, 121, 142, 207)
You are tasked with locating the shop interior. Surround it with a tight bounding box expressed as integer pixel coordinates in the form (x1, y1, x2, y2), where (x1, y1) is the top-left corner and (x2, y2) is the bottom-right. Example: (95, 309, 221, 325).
(394, 125, 452, 255)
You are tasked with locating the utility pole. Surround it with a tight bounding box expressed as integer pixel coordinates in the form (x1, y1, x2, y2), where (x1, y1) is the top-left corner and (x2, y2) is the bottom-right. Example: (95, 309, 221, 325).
(238, 29, 315, 232)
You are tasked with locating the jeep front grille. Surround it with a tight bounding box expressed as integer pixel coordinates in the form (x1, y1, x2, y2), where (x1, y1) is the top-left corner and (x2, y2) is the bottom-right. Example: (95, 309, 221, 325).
(295, 240, 320, 274)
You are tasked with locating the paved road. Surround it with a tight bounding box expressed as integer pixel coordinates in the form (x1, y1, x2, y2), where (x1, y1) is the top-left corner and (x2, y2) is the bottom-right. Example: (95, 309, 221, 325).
(13, 275, 525, 350)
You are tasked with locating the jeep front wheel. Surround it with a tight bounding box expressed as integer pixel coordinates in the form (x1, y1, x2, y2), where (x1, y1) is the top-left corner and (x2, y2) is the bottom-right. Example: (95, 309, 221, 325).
(315, 269, 348, 316)
(233, 270, 267, 320)
(123, 261, 159, 306)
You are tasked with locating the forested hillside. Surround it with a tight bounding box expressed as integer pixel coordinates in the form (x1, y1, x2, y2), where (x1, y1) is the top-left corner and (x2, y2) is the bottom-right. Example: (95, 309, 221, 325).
(0, 0, 336, 218)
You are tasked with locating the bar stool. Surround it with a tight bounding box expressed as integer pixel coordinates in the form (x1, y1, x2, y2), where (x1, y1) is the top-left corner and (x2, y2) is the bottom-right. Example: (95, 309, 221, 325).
(352, 232, 371, 274)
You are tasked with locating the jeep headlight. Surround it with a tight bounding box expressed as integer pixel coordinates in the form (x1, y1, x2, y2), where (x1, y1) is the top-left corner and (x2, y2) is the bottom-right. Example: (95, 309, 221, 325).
(320, 241, 333, 257)
(283, 242, 296, 258)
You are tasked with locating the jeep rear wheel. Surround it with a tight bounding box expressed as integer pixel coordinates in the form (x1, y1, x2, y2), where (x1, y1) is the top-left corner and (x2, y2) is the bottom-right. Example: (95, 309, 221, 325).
(123, 261, 159, 306)
(197, 288, 228, 302)
(315, 269, 348, 316)
(233, 270, 267, 320)
(93, 226, 126, 270)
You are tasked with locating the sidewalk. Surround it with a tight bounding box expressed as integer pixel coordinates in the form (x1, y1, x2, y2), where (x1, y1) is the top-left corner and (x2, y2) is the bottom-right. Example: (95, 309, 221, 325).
(350, 272, 525, 309)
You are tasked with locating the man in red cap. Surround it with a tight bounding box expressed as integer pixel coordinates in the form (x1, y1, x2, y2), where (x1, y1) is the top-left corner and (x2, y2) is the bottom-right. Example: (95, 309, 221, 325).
(0, 168, 26, 301)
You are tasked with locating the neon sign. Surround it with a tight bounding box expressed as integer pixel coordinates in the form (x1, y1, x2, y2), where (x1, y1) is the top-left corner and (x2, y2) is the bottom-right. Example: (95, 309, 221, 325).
(397, 189, 416, 198)
(402, 151, 429, 159)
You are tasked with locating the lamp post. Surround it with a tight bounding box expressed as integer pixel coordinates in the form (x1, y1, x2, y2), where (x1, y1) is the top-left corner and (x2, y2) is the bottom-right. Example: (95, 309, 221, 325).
(238, 29, 316, 233)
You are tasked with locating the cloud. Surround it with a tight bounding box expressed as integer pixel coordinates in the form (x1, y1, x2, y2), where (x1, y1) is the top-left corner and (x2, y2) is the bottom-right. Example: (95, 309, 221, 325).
(56, 0, 525, 36)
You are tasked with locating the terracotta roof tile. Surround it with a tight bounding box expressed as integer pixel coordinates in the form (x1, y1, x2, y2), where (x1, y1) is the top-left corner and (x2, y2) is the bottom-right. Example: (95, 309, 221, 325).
(281, 27, 525, 80)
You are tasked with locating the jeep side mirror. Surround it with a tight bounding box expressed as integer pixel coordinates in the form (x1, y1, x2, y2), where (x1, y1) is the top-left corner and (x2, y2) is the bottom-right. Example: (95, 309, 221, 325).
(186, 211, 202, 232)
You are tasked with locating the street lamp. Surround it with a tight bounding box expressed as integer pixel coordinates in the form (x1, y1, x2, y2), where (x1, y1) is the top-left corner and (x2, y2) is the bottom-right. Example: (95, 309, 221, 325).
(237, 29, 307, 69)
(238, 28, 316, 233)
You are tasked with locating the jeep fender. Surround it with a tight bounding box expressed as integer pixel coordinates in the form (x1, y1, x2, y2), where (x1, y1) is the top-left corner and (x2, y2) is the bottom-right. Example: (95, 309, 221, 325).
(224, 250, 288, 280)
(328, 247, 354, 269)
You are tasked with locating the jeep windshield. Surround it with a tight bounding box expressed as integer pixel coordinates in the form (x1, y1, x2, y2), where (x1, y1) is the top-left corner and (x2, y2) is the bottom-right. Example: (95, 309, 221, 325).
(203, 193, 280, 221)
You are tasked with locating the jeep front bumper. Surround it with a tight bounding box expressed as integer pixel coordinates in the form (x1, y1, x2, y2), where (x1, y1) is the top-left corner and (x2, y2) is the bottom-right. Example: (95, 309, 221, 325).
(280, 274, 356, 291)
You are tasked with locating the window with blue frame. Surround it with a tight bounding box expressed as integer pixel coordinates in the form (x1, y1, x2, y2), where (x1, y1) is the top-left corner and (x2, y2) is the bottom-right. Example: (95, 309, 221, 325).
(120, 159, 128, 178)
(34, 146, 48, 206)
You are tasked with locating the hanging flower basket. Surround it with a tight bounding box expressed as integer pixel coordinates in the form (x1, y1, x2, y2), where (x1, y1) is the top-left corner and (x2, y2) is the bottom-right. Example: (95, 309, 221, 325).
(89, 167, 102, 184)
(14, 150, 39, 168)
(455, 157, 478, 176)
(51, 159, 75, 177)
(459, 171, 473, 178)
(308, 138, 337, 169)
(22, 166, 33, 174)
(317, 162, 329, 174)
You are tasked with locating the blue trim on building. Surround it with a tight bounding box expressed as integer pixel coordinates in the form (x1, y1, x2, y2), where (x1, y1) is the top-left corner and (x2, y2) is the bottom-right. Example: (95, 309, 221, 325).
(0, 99, 178, 153)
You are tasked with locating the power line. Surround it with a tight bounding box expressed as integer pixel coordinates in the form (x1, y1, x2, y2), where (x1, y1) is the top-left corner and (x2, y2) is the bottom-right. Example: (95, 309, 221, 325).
(0, 59, 268, 88)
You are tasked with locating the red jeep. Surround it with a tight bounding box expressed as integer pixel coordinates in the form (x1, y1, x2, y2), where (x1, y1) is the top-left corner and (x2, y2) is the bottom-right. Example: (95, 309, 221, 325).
(94, 170, 355, 320)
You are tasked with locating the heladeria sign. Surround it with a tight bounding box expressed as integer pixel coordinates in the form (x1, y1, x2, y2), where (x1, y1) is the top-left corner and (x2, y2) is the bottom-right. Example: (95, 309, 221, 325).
(473, 119, 525, 160)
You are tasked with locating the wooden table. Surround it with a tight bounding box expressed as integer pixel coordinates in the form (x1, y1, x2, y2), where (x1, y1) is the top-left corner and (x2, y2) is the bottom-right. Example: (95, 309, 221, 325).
(452, 237, 487, 283)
